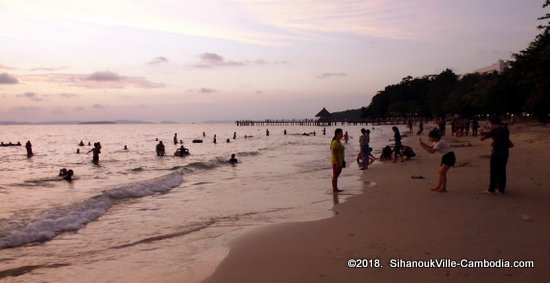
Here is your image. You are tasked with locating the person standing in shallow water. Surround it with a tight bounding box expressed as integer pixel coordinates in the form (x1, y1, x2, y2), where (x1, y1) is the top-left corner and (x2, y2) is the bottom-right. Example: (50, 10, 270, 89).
(25, 141, 33, 158)
(88, 142, 101, 164)
(330, 128, 345, 192)
(358, 128, 370, 170)
(392, 126, 404, 162)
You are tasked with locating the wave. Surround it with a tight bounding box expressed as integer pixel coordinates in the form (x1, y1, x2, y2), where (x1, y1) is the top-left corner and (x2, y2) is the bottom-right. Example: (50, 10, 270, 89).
(0, 171, 183, 249)
(236, 151, 260, 156)
(182, 157, 229, 171)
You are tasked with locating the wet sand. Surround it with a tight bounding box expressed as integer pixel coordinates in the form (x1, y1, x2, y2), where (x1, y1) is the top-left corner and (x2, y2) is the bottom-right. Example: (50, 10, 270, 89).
(203, 122, 550, 283)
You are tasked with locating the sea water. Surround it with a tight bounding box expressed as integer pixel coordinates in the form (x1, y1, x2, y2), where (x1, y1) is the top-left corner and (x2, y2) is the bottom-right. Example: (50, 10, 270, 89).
(0, 123, 397, 282)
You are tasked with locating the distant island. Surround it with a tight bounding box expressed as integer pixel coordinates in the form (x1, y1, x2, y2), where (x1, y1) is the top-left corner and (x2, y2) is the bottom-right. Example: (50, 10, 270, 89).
(79, 121, 117, 125)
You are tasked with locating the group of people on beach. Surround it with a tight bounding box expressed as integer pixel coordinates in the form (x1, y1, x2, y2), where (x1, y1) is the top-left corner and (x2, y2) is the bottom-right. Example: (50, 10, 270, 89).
(330, 116, 511, 194)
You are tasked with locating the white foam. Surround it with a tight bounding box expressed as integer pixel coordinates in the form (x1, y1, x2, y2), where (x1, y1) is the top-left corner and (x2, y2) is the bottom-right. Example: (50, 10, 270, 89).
(0, 172, 183, 249)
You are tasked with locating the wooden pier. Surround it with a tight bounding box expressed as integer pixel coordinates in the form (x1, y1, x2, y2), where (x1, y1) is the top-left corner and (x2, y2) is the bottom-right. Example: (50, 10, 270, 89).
(235, 119, 410, 126)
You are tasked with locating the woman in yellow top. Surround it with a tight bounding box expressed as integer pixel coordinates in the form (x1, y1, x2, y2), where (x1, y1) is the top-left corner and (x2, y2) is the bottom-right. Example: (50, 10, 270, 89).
(331, 128, 345, 192)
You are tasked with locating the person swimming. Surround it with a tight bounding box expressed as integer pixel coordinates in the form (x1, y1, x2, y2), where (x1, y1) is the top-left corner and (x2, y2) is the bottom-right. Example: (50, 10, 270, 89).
(59, 168, 74, 181)
(229, 154, 238, 164)
(175, 145, 189, 157)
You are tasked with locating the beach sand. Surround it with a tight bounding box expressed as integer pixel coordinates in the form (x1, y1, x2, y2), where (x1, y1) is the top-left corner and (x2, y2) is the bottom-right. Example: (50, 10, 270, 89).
(203, 122, 550, 283)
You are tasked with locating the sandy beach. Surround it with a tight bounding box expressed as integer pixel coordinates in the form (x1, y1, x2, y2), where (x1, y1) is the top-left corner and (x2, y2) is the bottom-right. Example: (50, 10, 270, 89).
(204, 122, 550, 283)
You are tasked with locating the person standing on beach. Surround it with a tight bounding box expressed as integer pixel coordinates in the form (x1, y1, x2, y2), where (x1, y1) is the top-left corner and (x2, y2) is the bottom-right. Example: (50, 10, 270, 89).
(438, 117, 446, 136)
(358, 128, 370, 170)
(25, 141, 33, 158)
(331, 128, 345, 192)
(173, 133, 178, 145)
(392, 126, 404, 162)
(472, 119, 480, 136)
(417, 120, 424, 135)
(419, 129, 455, 192)
(480, 117, 511, 194)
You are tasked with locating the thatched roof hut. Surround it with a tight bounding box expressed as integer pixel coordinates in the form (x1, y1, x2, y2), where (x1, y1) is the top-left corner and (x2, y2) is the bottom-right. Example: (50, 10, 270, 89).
(315, 107, 332, 122)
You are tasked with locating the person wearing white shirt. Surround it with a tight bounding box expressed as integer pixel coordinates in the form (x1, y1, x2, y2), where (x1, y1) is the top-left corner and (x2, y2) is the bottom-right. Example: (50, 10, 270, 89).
(419, 129, 456, 192)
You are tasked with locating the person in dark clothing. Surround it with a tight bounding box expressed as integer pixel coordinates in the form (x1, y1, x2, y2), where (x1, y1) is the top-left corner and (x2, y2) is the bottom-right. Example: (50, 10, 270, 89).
(25, 141, 33, 158)
(391, 126, 404, 162)
(480, 117, 511, 194)
(156, 141, 166, 156)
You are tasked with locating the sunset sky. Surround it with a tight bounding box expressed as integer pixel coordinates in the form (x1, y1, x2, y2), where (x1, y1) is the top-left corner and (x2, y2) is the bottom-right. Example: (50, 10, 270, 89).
(0, 0, 545, 123)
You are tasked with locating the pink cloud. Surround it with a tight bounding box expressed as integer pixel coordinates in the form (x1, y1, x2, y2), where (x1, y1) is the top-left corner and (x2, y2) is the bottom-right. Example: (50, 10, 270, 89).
(0, 73, 19, 84)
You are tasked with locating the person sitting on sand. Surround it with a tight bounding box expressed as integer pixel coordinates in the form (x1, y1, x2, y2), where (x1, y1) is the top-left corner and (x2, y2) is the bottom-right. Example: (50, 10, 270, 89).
(229, 154, 238, 164)
(419, 129, 455, 192)
(401, 145, 416, 160)
(156, 141, 165, 156)
(380, 145, 393, 161)
(59, 168, 68, 176)
(79, 140, 85, 146)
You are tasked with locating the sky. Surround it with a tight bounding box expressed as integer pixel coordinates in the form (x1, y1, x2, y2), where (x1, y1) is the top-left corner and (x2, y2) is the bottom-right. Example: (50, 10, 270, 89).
(0, 0, 546, 123)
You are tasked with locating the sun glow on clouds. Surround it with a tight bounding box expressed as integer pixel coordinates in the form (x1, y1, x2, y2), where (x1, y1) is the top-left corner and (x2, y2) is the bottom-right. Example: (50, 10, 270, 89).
(0, 0, 543, 122)
(3, 0, 437, 46)
(18, 72, 165, 89)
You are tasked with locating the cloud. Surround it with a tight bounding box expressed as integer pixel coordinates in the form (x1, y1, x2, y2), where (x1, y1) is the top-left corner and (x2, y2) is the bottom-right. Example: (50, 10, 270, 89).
(317, 72, 347, 79)
(0, 73, 19, 84)
(199, 87, 217, 94)
(24, 72, 165, 89)
(188, 87, 218, 94)
(233, 0, 433, 41)
(51, 107, 65, 114)
(59, 93, 79, 98)
(191, 53, 284, 69)
(17, 92, 44, 101)
(9, 106, 43, 113)
(148, 56, 169, 65)
(0, 65, 16, 71)
(85, 71, 122, 81)
(30, 67, 67, 72)
(80, 71, 164, 88)
(191, 53, 246, 68)
(92, 103, 107, 109)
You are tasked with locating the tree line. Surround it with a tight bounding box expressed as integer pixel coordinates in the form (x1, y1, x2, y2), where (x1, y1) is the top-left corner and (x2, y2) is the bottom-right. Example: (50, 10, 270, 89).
(337, 1, 549, 122)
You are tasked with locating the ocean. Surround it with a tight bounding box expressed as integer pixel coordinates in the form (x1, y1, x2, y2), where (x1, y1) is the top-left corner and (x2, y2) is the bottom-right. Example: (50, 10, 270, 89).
(0, 123, 398, 282)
